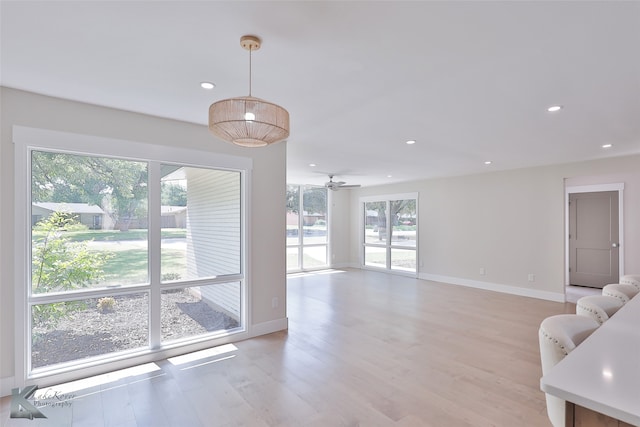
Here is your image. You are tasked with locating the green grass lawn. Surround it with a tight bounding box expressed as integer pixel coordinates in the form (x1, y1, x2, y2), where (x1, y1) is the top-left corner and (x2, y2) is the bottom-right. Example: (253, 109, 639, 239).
(33, 228, 187, 286)
(33, 228, 187, 242)
(100, 247, 187, 285)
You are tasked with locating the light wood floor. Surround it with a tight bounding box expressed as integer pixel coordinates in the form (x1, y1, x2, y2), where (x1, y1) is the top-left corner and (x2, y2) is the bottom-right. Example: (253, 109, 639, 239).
(1, 268, 575, 426)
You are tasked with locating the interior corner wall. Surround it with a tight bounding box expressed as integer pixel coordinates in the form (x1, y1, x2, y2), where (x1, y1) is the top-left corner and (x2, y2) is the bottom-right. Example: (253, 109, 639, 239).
(342, 154, 640, 299)
(0, 87, 287, 388)
(328, 189, 351, 268)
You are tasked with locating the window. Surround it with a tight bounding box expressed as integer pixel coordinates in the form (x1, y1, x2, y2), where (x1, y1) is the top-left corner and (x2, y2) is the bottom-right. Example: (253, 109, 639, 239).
(16, 127, 250, 382)
(286, 185, 328, 271)
(362, 194, 418, 274)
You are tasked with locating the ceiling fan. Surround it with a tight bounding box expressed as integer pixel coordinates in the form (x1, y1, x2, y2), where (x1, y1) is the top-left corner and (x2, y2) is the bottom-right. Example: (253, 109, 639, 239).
(325, 175, 361, 191)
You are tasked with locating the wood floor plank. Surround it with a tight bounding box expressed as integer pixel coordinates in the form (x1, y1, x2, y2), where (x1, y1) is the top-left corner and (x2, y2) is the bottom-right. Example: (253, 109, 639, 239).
(1, 269, 573, 426)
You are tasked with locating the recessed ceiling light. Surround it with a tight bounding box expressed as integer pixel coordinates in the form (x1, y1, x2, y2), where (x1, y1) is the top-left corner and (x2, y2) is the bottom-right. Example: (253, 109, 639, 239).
(309, 163, 316, 167)
(387, 175, 393, 178)
(547, 105, 563, 112)
(200, 82, 215, 90)
(406, 140, 416, 145)
(484, 161, 492, 165)
(602, 144, 613, 149)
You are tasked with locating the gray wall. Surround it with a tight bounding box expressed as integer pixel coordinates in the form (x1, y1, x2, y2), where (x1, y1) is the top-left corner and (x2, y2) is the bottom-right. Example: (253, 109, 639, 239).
(0, 88, 287, 388)
(338, 155, 640, 300)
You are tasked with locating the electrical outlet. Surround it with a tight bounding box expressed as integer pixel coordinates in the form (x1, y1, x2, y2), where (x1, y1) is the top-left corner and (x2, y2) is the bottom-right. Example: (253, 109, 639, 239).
(480, 267, 486, 275)
(528, 274, 535, 282)
(272, 297, 279, 309)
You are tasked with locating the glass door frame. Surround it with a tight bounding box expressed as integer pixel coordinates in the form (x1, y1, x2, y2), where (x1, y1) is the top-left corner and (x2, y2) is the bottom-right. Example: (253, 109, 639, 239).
(360, 192, 418, 277)
(286, 184, 329, 272)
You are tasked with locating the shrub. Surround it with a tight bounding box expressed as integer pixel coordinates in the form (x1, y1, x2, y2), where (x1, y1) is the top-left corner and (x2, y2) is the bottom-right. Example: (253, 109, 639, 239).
(161, 272, 182, 282)
(97, 297, 116, 313)
(32, 211, 112, 327)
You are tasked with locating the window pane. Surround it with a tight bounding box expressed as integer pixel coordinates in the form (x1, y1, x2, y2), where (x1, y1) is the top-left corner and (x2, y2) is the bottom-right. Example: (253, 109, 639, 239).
(390, 199, 417, 247)
(31, 151, 148, 293)
(32, 293, 149, 369)
(302, 186, 327, 244)
(365, 201, 387, 243)
(391, 249, 417, 272)
(364, 246, 387, 268)
(161, 166, 240, 281)
(24, 142, 248, 380)
(161, 283, 240, 342)
(286, 185, 300, 245)
(287, 247, 300, 271)
(302, 246, 327, 269)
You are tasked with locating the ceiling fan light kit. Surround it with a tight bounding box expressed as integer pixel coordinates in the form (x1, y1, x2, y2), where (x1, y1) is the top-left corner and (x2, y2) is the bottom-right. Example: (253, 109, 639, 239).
(208, 35, 290, 147)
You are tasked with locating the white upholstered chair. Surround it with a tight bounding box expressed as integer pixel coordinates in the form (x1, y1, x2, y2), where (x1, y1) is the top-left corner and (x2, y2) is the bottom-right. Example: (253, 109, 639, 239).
(619, 274, 640, 291)
(539, 314, 600, 427)
(576, 295, 624, 325)
(602, 283, 639, 304)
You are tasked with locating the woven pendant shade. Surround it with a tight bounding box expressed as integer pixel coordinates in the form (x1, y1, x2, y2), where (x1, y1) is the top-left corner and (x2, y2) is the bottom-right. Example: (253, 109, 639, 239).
(208, 35, 290, 147)
(209, 96, 290, 147)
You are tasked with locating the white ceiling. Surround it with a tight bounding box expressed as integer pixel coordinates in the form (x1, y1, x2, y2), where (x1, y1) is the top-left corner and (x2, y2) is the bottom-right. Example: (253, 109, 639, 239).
(2, 1, 639, 188)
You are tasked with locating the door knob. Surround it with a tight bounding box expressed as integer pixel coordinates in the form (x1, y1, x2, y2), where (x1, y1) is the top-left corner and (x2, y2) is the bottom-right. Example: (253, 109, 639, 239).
(612, 243, 620, 248)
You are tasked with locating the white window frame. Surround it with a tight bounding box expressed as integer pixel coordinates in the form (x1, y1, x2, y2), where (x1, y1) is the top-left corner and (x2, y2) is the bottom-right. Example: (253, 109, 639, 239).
(286, 184, 329, 272)
(360, 192, 419, 277)
(14, 126, 252, 387)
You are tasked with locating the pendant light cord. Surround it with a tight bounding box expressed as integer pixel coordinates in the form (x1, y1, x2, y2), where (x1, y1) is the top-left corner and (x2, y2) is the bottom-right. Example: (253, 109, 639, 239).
(248, 46, 252, 97)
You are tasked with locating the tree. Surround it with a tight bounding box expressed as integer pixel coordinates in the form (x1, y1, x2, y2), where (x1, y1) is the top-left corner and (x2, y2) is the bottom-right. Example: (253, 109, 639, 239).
(286, 185, 327, 215)
(31, 150, 148, 231)
(390, 199, 416, 226)
(366, 200, 415, 240)
(303, 186, 327, 216)
(31, 212, 111, 326)
(367, 201, 387, 240)
(161, 183, 187, 206)
(286, 185, 300, 213)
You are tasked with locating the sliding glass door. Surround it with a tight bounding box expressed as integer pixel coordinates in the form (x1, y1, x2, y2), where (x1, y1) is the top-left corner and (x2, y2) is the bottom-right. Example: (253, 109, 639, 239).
(286, 185, 328, 271)
(362, 194, 418, 274)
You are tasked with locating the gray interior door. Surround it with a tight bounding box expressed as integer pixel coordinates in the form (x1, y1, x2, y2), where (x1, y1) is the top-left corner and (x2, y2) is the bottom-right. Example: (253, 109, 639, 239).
(569, 191, 619, 288)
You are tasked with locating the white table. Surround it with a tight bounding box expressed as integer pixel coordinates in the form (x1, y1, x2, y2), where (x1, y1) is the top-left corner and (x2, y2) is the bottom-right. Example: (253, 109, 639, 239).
(541, 294, 640, 426)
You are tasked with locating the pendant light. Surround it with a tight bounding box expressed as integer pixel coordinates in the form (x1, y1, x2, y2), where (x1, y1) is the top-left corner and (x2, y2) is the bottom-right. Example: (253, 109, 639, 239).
(208, 35, 290, 147)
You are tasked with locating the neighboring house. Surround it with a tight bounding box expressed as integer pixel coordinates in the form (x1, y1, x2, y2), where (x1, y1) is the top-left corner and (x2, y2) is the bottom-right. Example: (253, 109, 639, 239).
(184, 168, 241, 322)
(32, 202, 108, 230)
(161, 205, 187, 228)
(365, 209, 379, 227)
(286, 211, 325, 226)
(303, 213, 325, 226)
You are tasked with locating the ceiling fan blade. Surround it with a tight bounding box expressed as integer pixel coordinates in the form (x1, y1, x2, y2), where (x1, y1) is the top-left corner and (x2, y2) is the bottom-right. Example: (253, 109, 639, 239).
(325, 174, 360, 190)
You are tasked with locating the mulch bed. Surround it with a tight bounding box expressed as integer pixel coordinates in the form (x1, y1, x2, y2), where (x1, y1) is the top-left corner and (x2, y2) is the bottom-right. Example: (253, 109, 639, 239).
(32, 290, 238, 368)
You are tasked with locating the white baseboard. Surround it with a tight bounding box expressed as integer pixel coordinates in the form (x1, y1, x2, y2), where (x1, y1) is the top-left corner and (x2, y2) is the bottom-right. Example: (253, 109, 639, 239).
(1, 376, 15, 397)
(420, 273, 565, 302)
(329, 266, 565, 302)
(328, 262, 354, 269)
(249, 317, 288, 338)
